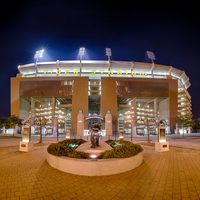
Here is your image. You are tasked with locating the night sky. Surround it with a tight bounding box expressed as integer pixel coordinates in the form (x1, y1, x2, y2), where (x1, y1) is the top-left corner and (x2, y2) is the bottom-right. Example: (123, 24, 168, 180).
(0, 0, 200, 118)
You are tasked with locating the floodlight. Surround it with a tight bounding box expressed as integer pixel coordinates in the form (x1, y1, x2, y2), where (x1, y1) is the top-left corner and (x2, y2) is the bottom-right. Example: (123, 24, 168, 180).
(79, 47, 85, 59)
(34, 49, 45, 60)
(146, 51, 156, 62)
(105, 48, 112, 60)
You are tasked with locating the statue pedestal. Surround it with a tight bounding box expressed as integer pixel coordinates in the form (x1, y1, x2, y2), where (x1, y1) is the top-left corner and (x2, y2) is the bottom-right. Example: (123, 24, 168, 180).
(19, 141, 34, 152)
(155, 141, 169, 152)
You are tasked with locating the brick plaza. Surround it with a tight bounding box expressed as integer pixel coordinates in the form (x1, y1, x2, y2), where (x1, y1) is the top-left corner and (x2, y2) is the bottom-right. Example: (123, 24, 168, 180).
(0, 136, 200, 200)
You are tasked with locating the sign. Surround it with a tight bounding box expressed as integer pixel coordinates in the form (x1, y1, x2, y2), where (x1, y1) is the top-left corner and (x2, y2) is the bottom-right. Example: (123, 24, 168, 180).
(159, 128, 166, 142)
(41, 68, 148, 76)
(22, 126, 30, 142)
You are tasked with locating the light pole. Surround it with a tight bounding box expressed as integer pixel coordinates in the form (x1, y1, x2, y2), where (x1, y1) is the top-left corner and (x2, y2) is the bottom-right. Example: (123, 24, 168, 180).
(146, 118, 150, 143)
(34, 49, 45, 75)
(39, 104, 42, 143)
(105, 48, 112, 76)
(79, 47, 85, 77)
(145, 105, 150, 143)
(146, 50, 156, 78)
(56, 117, 59, 142)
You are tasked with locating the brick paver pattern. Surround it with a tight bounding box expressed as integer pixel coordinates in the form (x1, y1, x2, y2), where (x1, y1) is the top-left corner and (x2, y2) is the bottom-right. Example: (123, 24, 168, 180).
(0, 138, 200, 200)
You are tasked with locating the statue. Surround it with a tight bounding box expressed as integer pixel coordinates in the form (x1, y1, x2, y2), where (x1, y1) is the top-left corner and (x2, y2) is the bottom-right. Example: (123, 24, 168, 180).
(90, 124, 101, 148)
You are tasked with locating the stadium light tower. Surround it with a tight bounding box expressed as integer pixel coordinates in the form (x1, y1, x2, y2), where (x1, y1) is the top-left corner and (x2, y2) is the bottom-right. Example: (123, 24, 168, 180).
(34, 49, 45, 63)
(146, 50, 156, 63)
(105, 48, 112, 61)
(79, 47, 85, 60)
(105, 48, 112, 76)
(146, 51, 156, 77)
(79, 47, 85, 76)
(34, 49, 45, 76)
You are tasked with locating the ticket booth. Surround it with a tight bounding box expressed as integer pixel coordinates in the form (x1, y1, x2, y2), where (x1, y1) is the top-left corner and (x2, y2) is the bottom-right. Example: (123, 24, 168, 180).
(155, 120, 169, 152)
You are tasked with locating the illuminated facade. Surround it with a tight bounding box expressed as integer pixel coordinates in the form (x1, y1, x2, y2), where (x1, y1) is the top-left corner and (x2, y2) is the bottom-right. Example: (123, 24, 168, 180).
(11, 60, 192, 136)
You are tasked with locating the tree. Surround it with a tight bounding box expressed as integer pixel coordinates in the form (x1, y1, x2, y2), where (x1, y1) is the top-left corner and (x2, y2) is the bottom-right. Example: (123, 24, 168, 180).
(7, 115, 22, 136)
(0, 116, 21, 135)
(192, 118, 200, 132)
(0, 118, 9, 133)
(176, 115, 193, 135)
(35, 117, 47, 143)
(8, 115, 21, 127)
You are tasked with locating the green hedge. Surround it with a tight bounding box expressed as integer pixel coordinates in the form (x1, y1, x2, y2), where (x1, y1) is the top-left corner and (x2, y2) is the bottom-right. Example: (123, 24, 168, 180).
(47, 139, 89, 159)
(99, 140, 143, 159)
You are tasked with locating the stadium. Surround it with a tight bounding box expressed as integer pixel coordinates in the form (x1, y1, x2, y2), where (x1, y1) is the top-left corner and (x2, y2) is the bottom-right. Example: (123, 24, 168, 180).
(11, 50, 192, 137)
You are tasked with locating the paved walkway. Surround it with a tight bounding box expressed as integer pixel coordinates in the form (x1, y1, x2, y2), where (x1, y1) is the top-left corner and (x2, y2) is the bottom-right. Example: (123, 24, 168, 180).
(0, 136, 200, 200)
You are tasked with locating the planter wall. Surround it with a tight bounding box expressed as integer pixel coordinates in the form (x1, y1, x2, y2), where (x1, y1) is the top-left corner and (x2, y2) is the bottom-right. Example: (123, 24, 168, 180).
(47, 152, 143, 176)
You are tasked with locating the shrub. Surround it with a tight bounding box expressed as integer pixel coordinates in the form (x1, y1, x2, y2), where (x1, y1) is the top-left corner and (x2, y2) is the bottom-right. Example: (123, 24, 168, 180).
(47, 139, 87, 158)
(59, 139, 86, 148)
(47, 143, 71, 156)
(68, 150, 89, 159)
(99, 140, 143, 159)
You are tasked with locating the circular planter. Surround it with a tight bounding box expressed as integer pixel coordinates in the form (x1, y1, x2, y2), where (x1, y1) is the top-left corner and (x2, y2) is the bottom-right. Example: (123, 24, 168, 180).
(46, 151, 143, 176)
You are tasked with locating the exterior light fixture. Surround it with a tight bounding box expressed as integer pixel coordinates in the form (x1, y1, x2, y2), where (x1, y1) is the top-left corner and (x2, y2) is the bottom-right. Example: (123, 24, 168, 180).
(106, 48, 112, 76)
(34, 49, 45, 62)
(105, 48, 112, 61)
(146, 51, 156, 63)
(78, 47, 85, 76)
(34, 49, 45, 76)
(79, 47, 85, 60)
(90, 154, 98, 159)
(146, 51, 156, 77)
(119, 135, 124, 139)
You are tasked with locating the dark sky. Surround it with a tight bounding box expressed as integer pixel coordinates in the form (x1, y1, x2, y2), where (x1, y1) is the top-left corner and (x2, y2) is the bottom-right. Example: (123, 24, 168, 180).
(0, 0, 200, 118)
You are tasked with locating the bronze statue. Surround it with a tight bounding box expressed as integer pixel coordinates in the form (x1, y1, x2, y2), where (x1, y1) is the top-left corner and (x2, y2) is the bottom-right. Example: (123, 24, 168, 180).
(90, 124, 100, 148)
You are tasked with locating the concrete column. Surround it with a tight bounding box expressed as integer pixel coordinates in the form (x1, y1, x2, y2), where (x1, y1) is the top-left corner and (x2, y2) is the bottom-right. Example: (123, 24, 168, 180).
(154, 98, 158, 135)
(52, 97, 57, 137)
(154, 98, 158, 118)
(132, 98, 137, 136)
(30, 97, 35, 123)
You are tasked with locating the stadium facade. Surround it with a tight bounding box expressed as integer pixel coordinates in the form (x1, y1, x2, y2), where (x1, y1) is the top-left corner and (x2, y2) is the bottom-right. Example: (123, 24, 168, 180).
(11, 60, 192, 136)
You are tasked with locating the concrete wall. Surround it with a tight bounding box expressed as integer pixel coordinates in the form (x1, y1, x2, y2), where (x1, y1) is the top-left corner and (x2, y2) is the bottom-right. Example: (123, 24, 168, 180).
(116, 78, 169, 98)
(47, 152, 143, 176)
